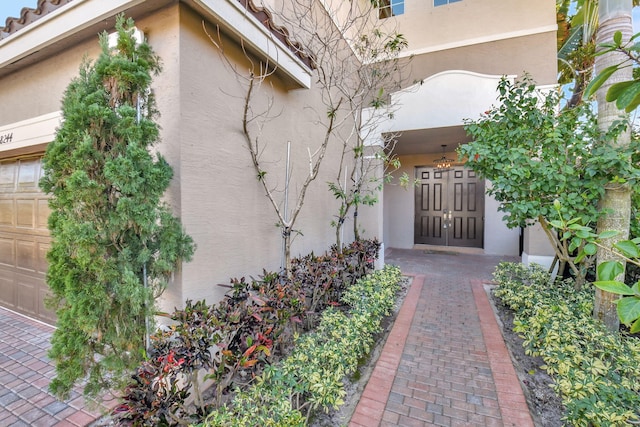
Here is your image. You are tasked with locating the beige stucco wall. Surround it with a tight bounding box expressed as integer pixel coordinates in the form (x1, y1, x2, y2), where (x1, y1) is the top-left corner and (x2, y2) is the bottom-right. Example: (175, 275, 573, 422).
(403, 32, 558, 88)
(173, 5, 353, 308)
(0, 2, 367, 313)
(0, 41, 98, 129)
(392, 0, 555, 59)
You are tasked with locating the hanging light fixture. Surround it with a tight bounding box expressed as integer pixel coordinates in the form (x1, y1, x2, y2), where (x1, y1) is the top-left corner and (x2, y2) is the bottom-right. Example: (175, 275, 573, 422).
(434, 144, 454, 170)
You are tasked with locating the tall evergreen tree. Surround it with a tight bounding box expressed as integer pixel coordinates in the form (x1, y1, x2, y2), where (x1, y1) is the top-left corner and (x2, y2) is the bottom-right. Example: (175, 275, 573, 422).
(40, 15, 194, 399)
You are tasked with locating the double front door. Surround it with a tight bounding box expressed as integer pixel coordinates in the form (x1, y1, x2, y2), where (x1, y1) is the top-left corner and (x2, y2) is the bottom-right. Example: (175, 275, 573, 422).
(414, 166, 484, 248)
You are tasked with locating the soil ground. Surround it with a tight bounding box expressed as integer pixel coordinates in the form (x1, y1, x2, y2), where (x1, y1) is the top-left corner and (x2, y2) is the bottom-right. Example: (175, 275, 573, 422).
(488, 288, 564, 427)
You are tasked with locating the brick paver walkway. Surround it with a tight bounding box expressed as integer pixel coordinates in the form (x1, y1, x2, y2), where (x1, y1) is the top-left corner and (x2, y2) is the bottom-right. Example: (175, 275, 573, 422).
(0, 309, 111, 426)
(1, 247, 532, 427)
(350, 248, 533, 427)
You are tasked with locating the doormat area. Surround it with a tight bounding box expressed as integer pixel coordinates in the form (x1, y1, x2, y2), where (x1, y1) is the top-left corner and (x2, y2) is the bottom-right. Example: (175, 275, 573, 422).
(423, 250, 459, 255)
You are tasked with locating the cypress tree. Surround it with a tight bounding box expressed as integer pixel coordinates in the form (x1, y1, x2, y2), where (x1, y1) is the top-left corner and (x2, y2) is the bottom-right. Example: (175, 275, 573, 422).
(40, 15, 194, 399)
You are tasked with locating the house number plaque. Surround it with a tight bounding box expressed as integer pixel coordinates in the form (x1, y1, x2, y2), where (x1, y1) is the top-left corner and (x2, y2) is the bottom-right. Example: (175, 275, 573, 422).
(0, 132, 13, 144)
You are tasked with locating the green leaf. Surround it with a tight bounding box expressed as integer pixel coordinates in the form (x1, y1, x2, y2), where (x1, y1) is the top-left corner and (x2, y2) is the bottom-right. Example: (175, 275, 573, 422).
(606, 81, 635, 102)
(549, 220, 564, 229)
(583, 243, 597, 255)
(593, 280, 633, 295)
(613, 30, 623, 46)
(558, 26, 584, 61)
(617, 296, 640, 325)
(614, 240, 640, 258)
(612, 81, 640, 112)
(630, 317, 640, 334)
(569, 237, 581, 252)
(598, 230, 619, 239)
(597, 260, 624, 281)
(623, 90, 640, 112)
(584, 65, 619, 99)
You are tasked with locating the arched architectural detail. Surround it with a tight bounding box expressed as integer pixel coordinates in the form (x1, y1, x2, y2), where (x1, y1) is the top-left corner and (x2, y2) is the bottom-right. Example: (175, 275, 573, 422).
(388, 70, 514, 132)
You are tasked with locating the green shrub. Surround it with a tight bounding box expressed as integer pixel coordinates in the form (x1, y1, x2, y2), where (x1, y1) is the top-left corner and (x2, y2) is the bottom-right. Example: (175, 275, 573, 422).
(40, 15, 195, 400)
(202, 265, 402, 426)
(493, 262, 640, 426)
(114, 239, 383, 425)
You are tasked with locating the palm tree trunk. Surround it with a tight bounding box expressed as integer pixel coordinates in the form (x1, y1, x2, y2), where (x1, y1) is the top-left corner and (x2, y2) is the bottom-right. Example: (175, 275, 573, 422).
(594, 0, 633, 331)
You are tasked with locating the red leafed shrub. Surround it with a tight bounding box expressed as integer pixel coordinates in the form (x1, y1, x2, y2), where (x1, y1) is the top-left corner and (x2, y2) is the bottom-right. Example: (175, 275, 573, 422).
(113, 239, 380, 426)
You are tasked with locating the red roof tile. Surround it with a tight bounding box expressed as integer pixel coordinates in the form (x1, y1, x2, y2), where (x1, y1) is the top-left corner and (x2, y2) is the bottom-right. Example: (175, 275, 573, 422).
(1, 0, 73, 41)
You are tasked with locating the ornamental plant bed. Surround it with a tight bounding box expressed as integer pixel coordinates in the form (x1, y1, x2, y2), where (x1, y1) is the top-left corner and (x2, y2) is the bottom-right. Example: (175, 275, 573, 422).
(109, 238, 406, 426)
(488, 285, 564, 426)
(491, 262, 640, 427)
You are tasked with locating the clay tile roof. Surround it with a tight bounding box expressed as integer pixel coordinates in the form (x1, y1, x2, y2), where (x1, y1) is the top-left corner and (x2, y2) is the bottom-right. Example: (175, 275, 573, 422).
(238, 0, 315, 69)
(0, 0, 314, 69)
(1, 0, 73, 41)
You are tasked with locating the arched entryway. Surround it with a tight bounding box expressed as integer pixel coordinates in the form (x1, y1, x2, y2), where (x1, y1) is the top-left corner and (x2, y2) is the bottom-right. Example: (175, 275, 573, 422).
(365, 70, 520, 255)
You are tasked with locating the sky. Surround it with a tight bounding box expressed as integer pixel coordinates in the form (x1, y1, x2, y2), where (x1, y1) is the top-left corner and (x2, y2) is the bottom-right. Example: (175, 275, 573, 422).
(0, 1, 36, 25)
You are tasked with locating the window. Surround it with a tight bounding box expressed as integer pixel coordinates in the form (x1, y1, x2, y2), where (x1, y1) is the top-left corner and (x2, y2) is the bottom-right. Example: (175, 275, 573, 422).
(434, 0, 462, 6)
(379, 0, 404, 19)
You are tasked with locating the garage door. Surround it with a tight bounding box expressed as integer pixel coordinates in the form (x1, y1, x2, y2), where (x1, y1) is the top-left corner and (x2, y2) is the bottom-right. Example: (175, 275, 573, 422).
(0, 156, 55, 324)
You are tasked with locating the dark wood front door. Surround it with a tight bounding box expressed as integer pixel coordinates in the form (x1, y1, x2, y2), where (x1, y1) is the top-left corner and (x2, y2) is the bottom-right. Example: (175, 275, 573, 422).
(414, 166, 484, 248)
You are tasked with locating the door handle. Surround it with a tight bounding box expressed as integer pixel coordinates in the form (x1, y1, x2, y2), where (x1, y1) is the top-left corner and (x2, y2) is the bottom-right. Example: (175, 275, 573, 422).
(443, 210, 452, 228)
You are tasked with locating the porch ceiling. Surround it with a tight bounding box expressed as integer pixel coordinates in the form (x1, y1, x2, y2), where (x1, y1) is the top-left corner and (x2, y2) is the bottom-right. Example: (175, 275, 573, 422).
(390, 125, 472, 156)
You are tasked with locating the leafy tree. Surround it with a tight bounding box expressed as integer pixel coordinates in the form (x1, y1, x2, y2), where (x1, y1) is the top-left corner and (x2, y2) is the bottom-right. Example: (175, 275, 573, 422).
(556, 0, 640, 108)
(557, 0, 598, 108)
(460, 76, 636, 286)
(40, 15, 194, 399)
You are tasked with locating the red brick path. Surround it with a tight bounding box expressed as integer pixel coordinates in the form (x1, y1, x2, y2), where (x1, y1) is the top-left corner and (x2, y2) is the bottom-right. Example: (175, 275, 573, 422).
(350, 248, 533, 427)
(0, 308, 114, 427)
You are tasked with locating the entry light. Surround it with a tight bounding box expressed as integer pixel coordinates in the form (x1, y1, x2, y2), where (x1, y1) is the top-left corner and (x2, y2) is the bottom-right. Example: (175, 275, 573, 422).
(434, 144, 454, 170)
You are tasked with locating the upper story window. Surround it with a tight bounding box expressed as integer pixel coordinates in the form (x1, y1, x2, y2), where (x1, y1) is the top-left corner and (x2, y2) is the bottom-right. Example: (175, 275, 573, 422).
(379, 0, 404, 19)
(434, 0, 462, 6)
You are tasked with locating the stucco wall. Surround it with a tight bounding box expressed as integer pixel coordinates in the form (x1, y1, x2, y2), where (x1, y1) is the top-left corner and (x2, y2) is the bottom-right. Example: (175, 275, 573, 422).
(0, 41, 98, 129)
(391, 0, 555, 61)
(401, 31, 558, 88)
(0, 2, 369, 313)
(174, 5, 354, 308)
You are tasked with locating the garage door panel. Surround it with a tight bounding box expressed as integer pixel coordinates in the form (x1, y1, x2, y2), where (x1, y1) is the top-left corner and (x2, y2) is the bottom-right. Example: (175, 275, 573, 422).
(0, 156, 53, 325)
(0, 270, 15, 308)
(17, 159, 39, 191)
(0, 162, 16, 191)
(0, 199, 13, 226)
(17, 199, 35, 228)
(16, 274, 37, 316)
(37, 242, 49, 274)
(38, 289, 56, 324)
(37, 199, 49, 230)
(17, 240, 36, 271)
(0, 236, 14, 266)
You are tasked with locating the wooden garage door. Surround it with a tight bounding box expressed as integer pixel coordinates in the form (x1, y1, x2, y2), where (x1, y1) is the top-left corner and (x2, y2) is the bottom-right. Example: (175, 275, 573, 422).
(0, 156, 55, 324)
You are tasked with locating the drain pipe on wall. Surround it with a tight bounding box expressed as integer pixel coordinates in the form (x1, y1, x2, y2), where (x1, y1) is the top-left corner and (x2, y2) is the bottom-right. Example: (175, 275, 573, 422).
(281, 141, 291, 272)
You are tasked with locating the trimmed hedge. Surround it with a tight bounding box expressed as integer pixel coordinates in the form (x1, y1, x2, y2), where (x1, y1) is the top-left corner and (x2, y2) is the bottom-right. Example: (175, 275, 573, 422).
(202, 265, 402, 426)
(493, 262, 640, 426)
